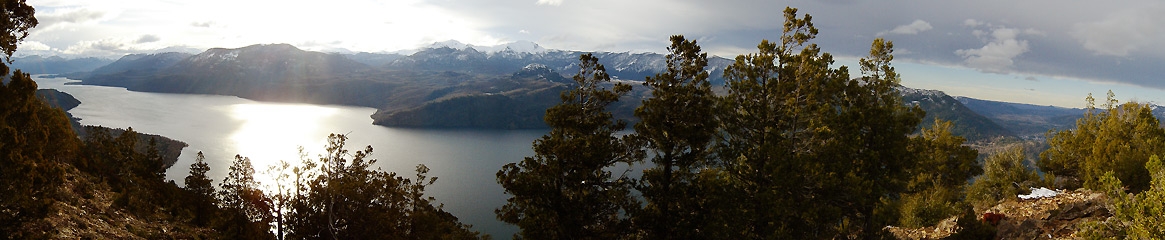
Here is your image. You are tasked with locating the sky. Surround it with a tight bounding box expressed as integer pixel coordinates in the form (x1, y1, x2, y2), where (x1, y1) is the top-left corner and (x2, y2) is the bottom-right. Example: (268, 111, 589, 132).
(18, 0, 1165, 108)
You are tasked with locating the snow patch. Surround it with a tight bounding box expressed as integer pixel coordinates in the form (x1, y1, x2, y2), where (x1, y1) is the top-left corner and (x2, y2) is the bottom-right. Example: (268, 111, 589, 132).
(423, 40, 547, 54)
(1018, 187, 1061, 200)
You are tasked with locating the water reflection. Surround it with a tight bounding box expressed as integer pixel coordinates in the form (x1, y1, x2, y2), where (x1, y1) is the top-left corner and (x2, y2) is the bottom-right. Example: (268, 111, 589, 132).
(229, 103, 338, 177)
(33, 75, 539, 237)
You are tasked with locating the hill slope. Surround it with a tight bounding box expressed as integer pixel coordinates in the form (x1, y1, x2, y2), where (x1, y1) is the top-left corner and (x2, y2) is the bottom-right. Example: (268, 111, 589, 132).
(900, 87, 1015, 142)
(955, 97, 1086, 138)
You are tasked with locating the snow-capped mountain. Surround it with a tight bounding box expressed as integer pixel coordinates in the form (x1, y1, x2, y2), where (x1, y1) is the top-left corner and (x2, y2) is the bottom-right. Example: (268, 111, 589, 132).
(897, 86, 1016, 141)
(423, 40, 547, 54)
(384, 41, 735, 84)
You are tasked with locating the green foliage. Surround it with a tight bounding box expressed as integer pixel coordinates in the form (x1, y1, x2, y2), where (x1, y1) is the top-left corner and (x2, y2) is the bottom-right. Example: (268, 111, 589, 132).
(0, 69, 77, 237)
(496, 53, 638, 239)
(897, 187, 963, 228)
(285, 134, 482, 240)
(217, 155, 275, 240)
(967, 146, 1042, 211)
(1087, 155, 1165, 239)
(184, 151, 217, 227)
(712, 7, 923, 238)
(895, 118, 981, 228)
(0, 0, 36, 72)
(908, 118, 982, 192)
(1039, 92, 1164, 192)
(630, 35, 719, 239)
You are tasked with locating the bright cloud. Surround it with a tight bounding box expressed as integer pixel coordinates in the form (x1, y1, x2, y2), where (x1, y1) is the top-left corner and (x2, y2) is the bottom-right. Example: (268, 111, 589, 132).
(19, 40, 51, 51)
(955, 23, 1036, 73)
(536, 0, 564, 6)
(878, 20, 932, 36)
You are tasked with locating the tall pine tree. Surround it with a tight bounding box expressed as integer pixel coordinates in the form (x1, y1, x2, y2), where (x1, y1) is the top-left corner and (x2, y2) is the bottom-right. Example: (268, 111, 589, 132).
(716, 7, 922, 238)
(496, 53, 638, 239)
(631, 35, 720, 239)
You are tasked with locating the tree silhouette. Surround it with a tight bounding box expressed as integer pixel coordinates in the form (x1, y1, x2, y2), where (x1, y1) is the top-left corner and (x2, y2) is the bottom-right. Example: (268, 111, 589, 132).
(631, 35, 720, 239)
(496, 53, 638, 239)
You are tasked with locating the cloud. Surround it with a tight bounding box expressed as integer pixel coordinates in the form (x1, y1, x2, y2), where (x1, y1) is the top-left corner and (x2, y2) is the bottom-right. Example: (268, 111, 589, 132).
(963, 19, 984, 27)
(135, 34, 161, 44)
(955, 24, 1035, 73)
(60, 38, 146, 57)
(535, 0, 563, 6)
(36, 9, 107, 30)
(19, 41, 51, 51)
(191, 21, 215, 28)
(1071, 4, 1165, 56)
(878, 20, 932, 36)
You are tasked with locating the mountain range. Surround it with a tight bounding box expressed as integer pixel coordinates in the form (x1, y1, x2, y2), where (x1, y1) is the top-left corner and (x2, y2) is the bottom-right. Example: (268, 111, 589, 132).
(11, 55, 113, 74)
(23, 41, 1129, 142)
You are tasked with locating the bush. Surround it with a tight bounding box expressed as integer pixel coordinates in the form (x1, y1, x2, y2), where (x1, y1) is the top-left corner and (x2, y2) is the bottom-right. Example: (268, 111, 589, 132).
(898, 187, 963, 228)
(1039, 99, 1164, 193)
(1088, 155, 1165, 239)
(967, 146, 1042, 212)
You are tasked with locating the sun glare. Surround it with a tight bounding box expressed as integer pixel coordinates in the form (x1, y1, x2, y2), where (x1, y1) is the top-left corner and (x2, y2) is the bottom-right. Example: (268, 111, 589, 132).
(228, 103, 339, 183)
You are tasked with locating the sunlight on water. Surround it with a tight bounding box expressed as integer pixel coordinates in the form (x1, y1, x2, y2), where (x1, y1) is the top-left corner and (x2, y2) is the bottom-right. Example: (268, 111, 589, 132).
(228, 103, 340, 184)
(33, 75, 537, 237)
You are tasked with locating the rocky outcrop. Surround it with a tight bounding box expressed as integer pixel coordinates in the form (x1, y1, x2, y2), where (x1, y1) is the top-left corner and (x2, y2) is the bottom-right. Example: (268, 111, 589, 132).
(988, 189, 1110, 239)
(885, 189, 1111, 239)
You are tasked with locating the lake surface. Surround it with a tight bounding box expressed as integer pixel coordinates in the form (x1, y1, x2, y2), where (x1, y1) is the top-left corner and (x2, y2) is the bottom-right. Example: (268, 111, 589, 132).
(35, 76, 540, 237)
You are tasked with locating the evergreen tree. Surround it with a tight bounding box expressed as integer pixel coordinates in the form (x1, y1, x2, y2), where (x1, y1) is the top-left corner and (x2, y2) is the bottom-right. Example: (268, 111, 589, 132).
(897, 118, 981, 227)
(496, 53, 638, 239)
(0, 69, 77, 237)
(1040, 92, 1164, 192)
(285, 134, 482, 239)
(218, 154, 275, 240)
(631, 35, 720, 239)
(1089, 155, 1165, 238)
(0, 2, 73, 231)
(716, 7, 922, 238)
(184, 151, 217, 227)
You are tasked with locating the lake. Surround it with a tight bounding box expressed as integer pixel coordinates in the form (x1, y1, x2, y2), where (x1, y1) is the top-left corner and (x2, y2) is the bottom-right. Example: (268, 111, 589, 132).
(35, 75, 541, 237)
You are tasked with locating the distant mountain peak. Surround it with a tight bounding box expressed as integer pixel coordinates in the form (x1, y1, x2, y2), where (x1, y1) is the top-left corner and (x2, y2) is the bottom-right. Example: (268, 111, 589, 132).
(422, 40, 547, 54)
(497, 41, 546, 54)
(522, 63, 549, 70)
(427, 40, 470, 50)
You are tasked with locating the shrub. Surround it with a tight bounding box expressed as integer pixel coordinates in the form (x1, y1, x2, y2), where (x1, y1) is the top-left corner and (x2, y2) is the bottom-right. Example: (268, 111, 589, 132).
(966, 146, 1042, 212)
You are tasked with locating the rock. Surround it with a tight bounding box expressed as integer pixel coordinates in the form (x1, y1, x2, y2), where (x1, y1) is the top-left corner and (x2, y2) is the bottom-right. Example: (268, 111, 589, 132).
(884, 216, 961, 239)
(988, 189, 1110, 239)
(886, 189, 1112, 239)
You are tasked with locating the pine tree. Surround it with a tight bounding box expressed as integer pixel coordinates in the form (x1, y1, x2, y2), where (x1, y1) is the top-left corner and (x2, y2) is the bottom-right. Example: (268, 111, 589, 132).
(716, 7, 922, 238)
(496, 53, 638, 239)
(898, 118, 981, 227)
(218, 154, 275, 240)
(284, 134, 483, 239)
(185, 151, 217, 226)
(0, 69, 77, 237)
(631, 35, 720, 239)
(1040, 92, 1164, 192)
